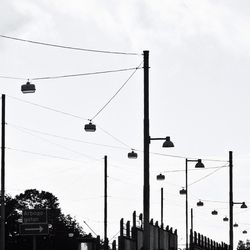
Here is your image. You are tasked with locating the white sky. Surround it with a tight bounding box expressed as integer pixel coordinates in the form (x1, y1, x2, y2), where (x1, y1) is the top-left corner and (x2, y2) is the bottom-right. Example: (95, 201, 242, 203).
(1, 0, 250, 248)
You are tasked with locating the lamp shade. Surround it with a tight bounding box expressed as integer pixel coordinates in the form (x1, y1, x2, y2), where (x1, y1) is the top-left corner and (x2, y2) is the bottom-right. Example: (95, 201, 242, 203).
(233, 223, 238, 227)
(128, 150, 138, 159)
(211, 210, 218, 215)
(223, 216, 229, 222)
(162, 136, 174, 148)
(243, 230, 247, 234)
(197, 200, 204, 207)
(156, 173, 165, 181)
(241, 202, 247, 208)
(195, 159, 205, 168)
(179, 188, 186, 195)
(84, 122, 96, 132)
(21, 81, 36, 94)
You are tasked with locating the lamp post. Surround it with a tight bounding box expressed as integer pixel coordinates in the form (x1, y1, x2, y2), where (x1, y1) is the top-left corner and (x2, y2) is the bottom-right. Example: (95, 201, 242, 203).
(1, 94, 5, 250)
(156, 174, 165, 226)
(143, 50, 174, 250)
(183, 158, 205, 250)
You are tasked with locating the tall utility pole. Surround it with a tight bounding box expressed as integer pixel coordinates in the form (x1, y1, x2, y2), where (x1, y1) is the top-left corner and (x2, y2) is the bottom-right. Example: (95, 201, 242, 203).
(104, 155, 108, 250)
(1, 94, 6, 250)
(161, 187, 163, 226)
(229, 151, 233, 250)
(143, 50, 150, 250)
(185, 159, 188, 250)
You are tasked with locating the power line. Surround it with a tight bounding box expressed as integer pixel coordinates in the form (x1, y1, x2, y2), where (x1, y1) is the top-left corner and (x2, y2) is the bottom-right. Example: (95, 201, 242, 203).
(188, 164, 227, 186)
(0, 67, 142, 81)
(31, 67, 142, 81)
(91, 62, 143, 120)
(162, 165, 228, 173)
(7, 123, 129, 151)
(6, 147, 82, 162)
(0, 34, 140, 56)
(9, 124, 99, 161)
(6, 94, 87, 120)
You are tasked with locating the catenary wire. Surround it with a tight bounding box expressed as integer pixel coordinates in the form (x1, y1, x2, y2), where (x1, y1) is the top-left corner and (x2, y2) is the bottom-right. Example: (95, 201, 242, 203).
(6, 147, 82, 162)
(90, 62, 143, 120)
(0, 67, 142, 81)
(7, 123, 129, 151)
(9, 124, 99, 161)
(0, 34, 140, 56)
(31, 67, 142, 81)
(6, 94, 87, 120)
(5, 96, 230, 162)
(188, 164, 227, 187)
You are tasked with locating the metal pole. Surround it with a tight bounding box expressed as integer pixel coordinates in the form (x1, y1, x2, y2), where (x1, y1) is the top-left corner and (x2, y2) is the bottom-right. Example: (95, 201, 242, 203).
(33, 235, 36, 250)
(185, 158, 188, 250)
(104, 155, 108, 250)
(229, 151, 233, 250)
(1, 94, 5, 250)
(143, 50, 150, 250)
(161, 187, 163, 225)
(191, 208, 193, 232)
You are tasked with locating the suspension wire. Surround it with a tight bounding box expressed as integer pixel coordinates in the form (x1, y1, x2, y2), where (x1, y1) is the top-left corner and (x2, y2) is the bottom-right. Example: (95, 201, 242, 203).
(31, 67, 142, 81)
(0, 34, 140, 56)
(6, 147, 81, 162)
(162, 165, 229, 173)
(83, 221, 98, 237)
(6, 94, 87, 120)
(91, 62, 143, 120)
(9, 125, 99, 161)
(7, 123, 129, 151)
(188, 164, 227, 187)
(0, 75, 26, 80)
(97, 124, 134, 150)
(149, 151, 228, 162)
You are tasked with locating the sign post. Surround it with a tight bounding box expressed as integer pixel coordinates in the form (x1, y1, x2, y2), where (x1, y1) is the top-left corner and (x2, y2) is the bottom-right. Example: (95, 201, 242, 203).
(20, 209, 49, 250)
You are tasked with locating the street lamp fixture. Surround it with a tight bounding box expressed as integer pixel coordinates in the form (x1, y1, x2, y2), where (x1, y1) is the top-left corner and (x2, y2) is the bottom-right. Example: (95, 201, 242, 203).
(150, 136, 174, 148)
(211, 210, 218, 215)
(243, 230, 247, 234)
(197, 200, 204, 207)
(233, 223, 238, 228)
(128, 150, 138, 159)
(223, 216, 229, 222)
(179, 188, 186, 195)
(21, 81, 36, 94)
(195, 159, 205, 168)
(183, 158, 205, 250)
(84, 121, 96, 132)
(156, 173, 165, 181)
(240, 202, 247, 209)
(162, 136, 174, 148)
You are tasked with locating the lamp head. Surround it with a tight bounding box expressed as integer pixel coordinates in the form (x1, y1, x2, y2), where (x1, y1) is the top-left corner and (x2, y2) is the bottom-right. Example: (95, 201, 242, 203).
(195, 159, 205, 168)
(179, 188, 186, 195)
(84, 122, 96, 132)
(197, 200, 204, 207)
(243, 230, 247, 234)
(233, 223, 238, 227)
(128, 150, 138, 159)
(223, 216, 229, 222)
(162, 136, 174, 148)
(156, 173, 165, 181)
(241, 202, 247, 209)
(211, 210, 218, 215)
(21, 81, 36, 94)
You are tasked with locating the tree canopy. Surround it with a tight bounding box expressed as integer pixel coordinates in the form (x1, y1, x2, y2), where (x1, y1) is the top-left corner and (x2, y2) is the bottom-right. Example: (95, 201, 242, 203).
(3, 189, 88, 250)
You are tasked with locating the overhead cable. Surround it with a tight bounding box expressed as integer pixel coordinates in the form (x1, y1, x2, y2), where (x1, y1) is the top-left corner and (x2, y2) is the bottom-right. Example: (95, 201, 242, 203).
(0, 34, 140, 56)
(31, 67, 142, 81)
(91, 62, 143, 120)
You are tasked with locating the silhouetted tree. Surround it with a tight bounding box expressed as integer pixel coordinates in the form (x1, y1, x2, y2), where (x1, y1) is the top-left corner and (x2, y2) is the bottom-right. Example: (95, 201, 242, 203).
(4, 189, 86, 250)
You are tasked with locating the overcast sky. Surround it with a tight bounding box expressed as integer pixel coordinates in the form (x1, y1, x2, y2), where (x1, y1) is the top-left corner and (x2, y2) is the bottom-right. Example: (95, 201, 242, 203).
(1, 0, 250, 248)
